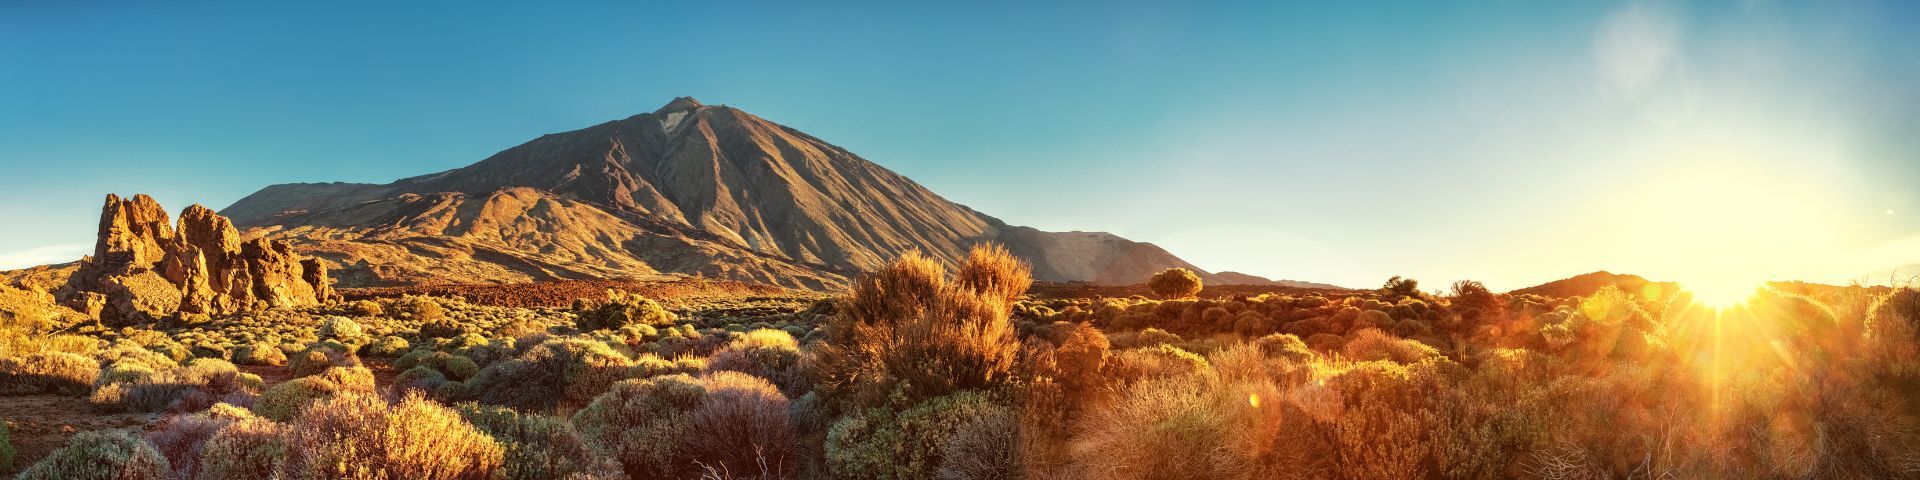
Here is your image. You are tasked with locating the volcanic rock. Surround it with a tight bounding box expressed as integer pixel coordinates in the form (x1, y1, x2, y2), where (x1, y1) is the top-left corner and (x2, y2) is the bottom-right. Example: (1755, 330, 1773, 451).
(63, 194, 335, 324)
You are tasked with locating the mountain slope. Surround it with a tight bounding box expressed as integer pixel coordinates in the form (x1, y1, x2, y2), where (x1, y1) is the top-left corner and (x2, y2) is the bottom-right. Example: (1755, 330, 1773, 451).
(225, 97, 1248, 289)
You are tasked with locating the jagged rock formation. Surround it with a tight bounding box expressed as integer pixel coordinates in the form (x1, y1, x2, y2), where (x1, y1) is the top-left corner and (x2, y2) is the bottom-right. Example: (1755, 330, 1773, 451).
(224, 97, 1250, 290)
(62, 194, 335, 324)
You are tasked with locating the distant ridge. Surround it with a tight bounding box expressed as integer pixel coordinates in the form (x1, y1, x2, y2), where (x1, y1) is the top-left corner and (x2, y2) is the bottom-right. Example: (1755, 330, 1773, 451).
(223, 97, 1275, 290)
(1509, 271, 1678, 298)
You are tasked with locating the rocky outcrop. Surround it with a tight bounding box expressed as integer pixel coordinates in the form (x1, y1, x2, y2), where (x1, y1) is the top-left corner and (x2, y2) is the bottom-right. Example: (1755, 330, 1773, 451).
(63, 194, 335, 324)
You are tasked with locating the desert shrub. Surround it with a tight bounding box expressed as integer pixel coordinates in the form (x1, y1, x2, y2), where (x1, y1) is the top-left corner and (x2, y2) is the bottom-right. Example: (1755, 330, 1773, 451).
(825, 390, 1008, 480)
(1, 421, 13, 473)
(1867, 288, 1920, 362)
(1148, 268, 1204, 299)
(230, 342, 287, 366)
(15, 429, 168, 480)
(934, 408, 1022, 480)
(813, 246, 1025, 410)
(0, 351, 99, 395)
(706, 328, 805, 394)
(280, 391, 504, 480)
(1106, 344, 1212, 385)
(418, 319, 471, 339)
(1134, 327, 1182, 347)
(286, 343, 360, 378)
(572, 372, 796, 479)
(576, 290, 677, 331)
(146, 409, 241, 479)
(1342, 328, 1444, 364)
(346, 299, 383, 316)
(456, 403, 622, 480)
(1254, 333, 1317, 363)
(363, 335, 410, 357)
(91, 358, 256, 413)
(1071, 375, 1235, 480)
(195, 412, 287, 480)
(394, 365, 449, 394)
(1053, 322, 1111, 395)
(252, 366, 373, 422)
(468, 337, 632, 411)
(386, 295, 445, 322)
(630, 352, 708, 379)
(318, 316, 363, 340)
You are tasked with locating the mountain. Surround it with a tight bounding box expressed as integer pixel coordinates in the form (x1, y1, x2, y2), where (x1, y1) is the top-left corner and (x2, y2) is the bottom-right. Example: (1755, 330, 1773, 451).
(1210, 271, 1345, 289)
(224, 97, 1235, 290)
(1508, 271, 1679, 298)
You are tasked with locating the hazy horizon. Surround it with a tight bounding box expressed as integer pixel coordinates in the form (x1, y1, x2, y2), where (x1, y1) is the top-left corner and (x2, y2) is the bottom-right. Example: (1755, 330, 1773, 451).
(3, 1, 1917, 291)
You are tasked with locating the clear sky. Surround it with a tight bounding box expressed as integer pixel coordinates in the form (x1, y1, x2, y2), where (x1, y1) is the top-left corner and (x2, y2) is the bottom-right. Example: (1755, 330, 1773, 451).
(2, 1, 1916, 291)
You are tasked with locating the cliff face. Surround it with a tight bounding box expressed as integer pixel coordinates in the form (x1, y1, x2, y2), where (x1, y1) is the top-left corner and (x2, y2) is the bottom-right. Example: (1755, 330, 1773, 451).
(225, 97, 1241, 290)
(62, 194, 335, 324)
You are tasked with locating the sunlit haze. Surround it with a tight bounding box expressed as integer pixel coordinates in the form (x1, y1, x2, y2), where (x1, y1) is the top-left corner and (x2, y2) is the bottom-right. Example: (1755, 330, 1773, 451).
(2, 1, 1916, 291)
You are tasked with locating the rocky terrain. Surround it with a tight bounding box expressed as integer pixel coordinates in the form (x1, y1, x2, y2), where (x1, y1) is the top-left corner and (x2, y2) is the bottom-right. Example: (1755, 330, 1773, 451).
(53, 194, 335, 325)
(224, 97, 1272, 290)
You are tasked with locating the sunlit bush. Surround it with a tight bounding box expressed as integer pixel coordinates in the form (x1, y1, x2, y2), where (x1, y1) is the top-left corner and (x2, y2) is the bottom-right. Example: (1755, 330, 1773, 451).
(573, 371, 796, 479)
(813, 246, 1024, 409)
(1148, 268, 1203, 299)
(281, 391, 504, 480)
(15, 429, 168, 480)
(576, 290, 677, 331)
(0, 351, 99, 395)
(467, 337, 633, 411)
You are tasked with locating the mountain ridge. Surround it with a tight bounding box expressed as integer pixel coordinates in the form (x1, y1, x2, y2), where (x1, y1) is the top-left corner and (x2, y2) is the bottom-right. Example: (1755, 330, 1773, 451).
(222, 97, 1274, 290)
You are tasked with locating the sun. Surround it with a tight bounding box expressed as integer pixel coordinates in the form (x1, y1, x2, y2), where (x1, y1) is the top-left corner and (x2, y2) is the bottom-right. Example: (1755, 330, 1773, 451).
(1682, 277, 1762, 309)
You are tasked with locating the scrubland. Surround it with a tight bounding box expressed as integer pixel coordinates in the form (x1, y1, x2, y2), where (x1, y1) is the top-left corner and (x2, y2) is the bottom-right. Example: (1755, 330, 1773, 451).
(3, 246, 1919, 479)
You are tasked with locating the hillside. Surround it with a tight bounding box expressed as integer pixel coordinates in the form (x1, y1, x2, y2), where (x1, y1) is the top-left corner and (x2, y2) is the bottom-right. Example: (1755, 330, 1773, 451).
(224, 97, 1242, 290)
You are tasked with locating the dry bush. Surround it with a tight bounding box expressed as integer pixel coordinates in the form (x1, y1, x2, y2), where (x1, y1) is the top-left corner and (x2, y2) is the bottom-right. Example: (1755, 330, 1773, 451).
(0, 351, 99, 395)
(1105, 344, 1211, 386)
(1148, 268, 1203, 299)
(92, 358, 260, 413)
(286, 343, 361, 378)
(15, 429, 168, 480)
(935, 409, 1022, 480)
(572, 372, 796, 480)
(813, 246, 1024, 409)
(281, 391, 504, 480)
(1340, 328, 1443, 364)
(1070, 376, 1234, 480)
(385, 294, 445, 322)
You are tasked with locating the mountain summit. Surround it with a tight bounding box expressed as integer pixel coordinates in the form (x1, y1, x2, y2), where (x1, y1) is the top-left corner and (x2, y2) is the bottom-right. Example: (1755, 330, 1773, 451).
(223, 98, 1251, 289)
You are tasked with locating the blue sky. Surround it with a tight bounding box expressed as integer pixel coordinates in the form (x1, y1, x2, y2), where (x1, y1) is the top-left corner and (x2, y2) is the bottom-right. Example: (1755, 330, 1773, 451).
(2, 1, 1916, 290)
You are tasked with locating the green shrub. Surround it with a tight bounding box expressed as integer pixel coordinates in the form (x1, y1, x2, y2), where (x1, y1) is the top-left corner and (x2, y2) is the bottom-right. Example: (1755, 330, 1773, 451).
(346, 299, 384, 316)
(0, 351, 99, 395)
(252, 366, 373, 422)
(287, 343, 361, 378)
(195, 412, 287, 480)
(576, 291, 677, 331)
(456, 404, 622, 480)
(146, 409, 240, 479)
(318, 316, 363, 340)
(1, 421, 13, 473)
(825, 390, 1007, 480)
(468, 337, 632, 411)
(281, 391, 504, 480)
(386, 295, 445, 322)
(363, 336, 410, 357)
(934, 409, 1021, 480)
(15, 429, 168, 480)
(572, 372, 796, 479)
(231, 342, 287, 366)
